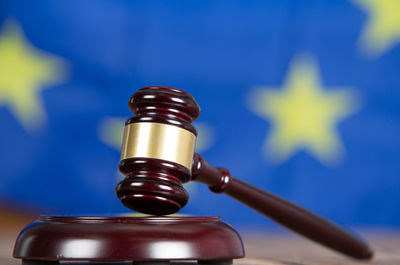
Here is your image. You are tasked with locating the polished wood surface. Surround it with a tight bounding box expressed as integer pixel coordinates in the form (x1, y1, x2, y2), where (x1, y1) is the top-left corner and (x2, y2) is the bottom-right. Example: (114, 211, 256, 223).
(192, 154, 372, 260)
(115, 86, 372, 259)
(1, 224, 399, 265)
(13, 216, 244, 262)
(117, 86, 201, 215)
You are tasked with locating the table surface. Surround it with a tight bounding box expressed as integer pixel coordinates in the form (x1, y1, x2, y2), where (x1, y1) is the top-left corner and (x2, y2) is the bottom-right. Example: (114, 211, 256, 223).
(1, 226, 399, 265)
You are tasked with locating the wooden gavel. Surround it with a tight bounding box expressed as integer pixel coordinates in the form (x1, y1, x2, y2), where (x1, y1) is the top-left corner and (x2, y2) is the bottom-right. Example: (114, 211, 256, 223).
(116, 86, 373, 260)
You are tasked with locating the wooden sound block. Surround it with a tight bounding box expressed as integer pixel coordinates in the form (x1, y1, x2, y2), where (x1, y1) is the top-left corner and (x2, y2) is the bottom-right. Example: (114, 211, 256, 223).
(13, 215, 244, 264)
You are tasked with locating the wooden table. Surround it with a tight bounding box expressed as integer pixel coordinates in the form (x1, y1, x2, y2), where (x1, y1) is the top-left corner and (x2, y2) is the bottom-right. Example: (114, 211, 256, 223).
(1, 225, 399, 265)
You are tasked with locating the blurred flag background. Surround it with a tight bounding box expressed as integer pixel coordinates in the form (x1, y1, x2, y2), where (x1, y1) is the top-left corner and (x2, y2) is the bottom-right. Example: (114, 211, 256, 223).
(0, 0, 399, 229)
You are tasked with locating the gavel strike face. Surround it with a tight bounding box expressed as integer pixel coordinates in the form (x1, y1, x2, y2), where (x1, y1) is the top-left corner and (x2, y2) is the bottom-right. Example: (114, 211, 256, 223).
(116, 86, 373, 260)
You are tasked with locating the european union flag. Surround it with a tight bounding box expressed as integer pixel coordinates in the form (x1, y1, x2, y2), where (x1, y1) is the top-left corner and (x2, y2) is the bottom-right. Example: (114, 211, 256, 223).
(0, 0, 399, 228)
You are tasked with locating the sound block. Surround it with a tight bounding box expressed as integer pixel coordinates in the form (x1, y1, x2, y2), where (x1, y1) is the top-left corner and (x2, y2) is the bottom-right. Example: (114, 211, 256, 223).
(13, 215, 244, 264)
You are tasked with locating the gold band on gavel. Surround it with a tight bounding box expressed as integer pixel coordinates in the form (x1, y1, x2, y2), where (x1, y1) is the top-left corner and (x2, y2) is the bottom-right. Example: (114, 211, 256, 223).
(120, 122, 196, 171)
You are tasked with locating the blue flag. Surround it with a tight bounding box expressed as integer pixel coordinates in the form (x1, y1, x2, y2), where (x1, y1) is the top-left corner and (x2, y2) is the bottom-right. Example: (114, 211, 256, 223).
(0, 0, 399, 227)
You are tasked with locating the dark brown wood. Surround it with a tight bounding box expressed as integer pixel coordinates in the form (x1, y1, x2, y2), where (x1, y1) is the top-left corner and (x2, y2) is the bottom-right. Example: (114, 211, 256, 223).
(115, 86, 373, 260)
(5, 226, 400, 265)
(13, 216, 244, 262)
(191, 153, 373, 260)
(117, 86, 201, 214)
(118, 158, 190, 215)
(127, 85, 200, 134)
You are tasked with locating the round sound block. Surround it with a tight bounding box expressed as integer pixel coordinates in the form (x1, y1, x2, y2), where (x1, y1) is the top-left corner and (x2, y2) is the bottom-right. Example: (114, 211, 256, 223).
(13, 215, 244, 264)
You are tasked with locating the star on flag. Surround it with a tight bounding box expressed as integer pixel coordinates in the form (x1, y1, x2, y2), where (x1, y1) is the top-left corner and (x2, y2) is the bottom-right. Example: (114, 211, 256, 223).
(248, 54, 361, 165)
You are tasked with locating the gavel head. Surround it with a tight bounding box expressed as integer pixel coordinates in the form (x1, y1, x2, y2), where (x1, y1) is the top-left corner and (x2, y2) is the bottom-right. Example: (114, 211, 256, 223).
(116, 86, 200, 215)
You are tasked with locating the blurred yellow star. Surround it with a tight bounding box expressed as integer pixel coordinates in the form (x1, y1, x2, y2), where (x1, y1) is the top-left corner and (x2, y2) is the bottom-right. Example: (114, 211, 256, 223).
(98, 117, 126, 150)
(352, 0, 400, 57)
(98, 117, 214, 153)
(249, 54, 360, 165)
(0, 20, 66, 130)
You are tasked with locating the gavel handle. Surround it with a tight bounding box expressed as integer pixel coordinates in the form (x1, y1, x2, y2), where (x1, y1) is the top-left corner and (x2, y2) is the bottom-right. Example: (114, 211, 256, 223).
(191, 153, 373, 260)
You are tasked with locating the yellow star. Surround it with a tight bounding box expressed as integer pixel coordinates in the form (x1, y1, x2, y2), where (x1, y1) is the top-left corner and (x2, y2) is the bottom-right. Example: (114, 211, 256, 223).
(98, 117, 126, 150)
(352, 0, 400, 57)
(0, 19, 67, 130)
(98, 117, 214, 153)
(248, 54, 360, 165)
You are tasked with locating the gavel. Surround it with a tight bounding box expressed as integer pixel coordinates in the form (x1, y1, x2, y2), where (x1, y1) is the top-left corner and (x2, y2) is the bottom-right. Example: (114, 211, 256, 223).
(116, 86, 373, 260)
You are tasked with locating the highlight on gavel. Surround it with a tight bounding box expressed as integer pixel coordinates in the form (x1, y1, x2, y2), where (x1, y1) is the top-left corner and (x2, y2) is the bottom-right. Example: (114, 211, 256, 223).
(116, 85, 373, 260)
